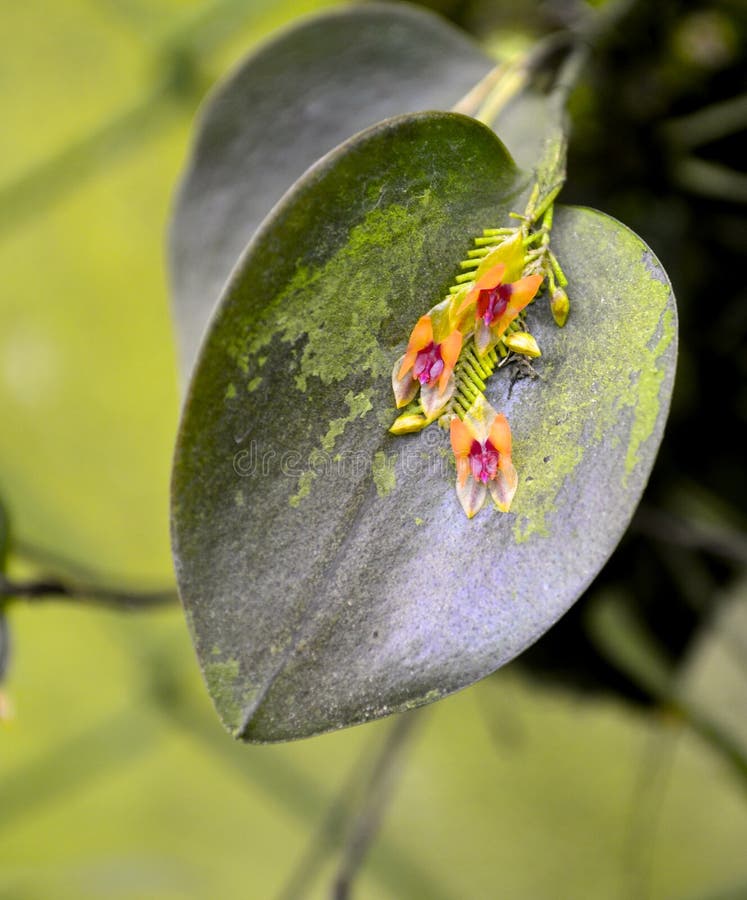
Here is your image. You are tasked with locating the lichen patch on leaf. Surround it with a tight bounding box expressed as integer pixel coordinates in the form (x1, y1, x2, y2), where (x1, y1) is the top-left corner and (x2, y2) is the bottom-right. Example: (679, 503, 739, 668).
(372, 451, 397, 497)
(510, 210, 676, 542)
(243, 201, 434, 393)
(204, 659, 242, 733)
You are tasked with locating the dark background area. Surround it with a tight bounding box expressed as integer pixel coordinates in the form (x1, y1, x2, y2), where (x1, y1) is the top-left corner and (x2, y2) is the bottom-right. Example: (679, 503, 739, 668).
(422, 0, 747, 702)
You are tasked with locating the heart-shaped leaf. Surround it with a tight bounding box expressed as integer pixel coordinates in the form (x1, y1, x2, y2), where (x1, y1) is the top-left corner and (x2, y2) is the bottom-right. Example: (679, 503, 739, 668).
(172, 111, 676, 742)
(168, 3, 494, 376)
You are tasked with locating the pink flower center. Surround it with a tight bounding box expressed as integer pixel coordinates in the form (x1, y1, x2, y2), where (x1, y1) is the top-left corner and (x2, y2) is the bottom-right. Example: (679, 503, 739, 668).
(477, 283, 512, 325)
(413, 341, 445, 385)
(469, 439, 500, 484)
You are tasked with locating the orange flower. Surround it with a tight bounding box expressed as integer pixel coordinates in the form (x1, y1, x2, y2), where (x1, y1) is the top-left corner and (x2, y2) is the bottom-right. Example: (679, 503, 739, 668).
(449, 396, 517, 518)
(457, 264, 542, 356)
(392, 315, 462, 419)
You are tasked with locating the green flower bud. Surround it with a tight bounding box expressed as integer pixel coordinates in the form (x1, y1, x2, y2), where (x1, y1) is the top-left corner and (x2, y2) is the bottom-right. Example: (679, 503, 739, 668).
(389, 412, 428, 435)
(504, 331, 541, 358)
(551, 288, 570, 327)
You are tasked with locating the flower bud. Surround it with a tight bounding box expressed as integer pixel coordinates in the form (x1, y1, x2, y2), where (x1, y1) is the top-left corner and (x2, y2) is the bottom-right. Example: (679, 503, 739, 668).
(389, 412, 428, 435)
(550, 288, 570, 327)
(504, 331, 541, 358)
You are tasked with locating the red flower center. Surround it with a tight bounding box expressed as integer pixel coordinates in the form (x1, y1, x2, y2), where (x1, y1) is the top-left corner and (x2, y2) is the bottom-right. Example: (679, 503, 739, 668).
(469, 439, 500, 483)
(476, 283, 512, 325)
(413, 341, 445, 385)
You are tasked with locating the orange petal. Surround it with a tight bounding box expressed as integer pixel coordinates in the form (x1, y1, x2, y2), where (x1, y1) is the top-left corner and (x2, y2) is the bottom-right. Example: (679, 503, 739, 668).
(456, 263, 506, 317)
(456, 457, 471, 488)
(438, 330, 462, 393)
(397, 315, 433, 380)
(488, 413, 512, 457)
(474, 262, 506, 293)
(490, 275, 544, 340)
(451, 418, 474, 472)
(506, 274, 543, 317)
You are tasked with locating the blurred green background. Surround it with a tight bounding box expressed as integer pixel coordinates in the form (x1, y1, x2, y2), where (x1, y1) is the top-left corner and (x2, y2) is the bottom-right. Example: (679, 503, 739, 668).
(1, 0, 745, 897)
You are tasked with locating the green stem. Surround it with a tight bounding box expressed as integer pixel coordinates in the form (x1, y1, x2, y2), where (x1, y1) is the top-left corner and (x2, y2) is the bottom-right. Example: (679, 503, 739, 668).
(0, 574, 177, 611)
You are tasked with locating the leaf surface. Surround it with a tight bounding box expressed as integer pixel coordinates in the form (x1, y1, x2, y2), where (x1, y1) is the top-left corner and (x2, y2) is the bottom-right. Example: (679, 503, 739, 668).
(168, 3, 494, 375)
(172, 111, 677, 742)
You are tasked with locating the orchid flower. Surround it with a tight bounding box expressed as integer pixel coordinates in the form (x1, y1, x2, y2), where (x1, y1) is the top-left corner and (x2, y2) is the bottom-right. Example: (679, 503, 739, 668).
(449, 395, 518, 518)
(392, 314, 462, 419)
(457, 263, 543, 357)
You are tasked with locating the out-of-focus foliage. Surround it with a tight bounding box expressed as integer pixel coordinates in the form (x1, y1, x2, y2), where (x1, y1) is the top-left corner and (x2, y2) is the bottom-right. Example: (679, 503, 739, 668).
(0, 0, 745, 896)
(2, 602, 747, 898)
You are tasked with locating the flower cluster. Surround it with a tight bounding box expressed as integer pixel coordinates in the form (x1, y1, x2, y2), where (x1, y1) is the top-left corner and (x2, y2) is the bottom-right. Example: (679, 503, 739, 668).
(388, 189, 570, 518)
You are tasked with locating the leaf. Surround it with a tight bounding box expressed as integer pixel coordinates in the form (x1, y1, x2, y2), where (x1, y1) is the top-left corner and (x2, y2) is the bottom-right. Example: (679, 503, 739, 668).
(171, 111, 677, 742)
(168, 3, 494, 376)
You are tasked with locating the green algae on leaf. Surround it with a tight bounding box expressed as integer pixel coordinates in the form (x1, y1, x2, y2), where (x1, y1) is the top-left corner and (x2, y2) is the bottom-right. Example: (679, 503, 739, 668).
(172, 113, 676, 743)
(204, 659, 241, 734)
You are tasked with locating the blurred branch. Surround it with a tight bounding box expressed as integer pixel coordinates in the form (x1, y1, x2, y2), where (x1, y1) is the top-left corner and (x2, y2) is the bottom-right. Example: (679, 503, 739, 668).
(587, 593, 747, 793)
(0, 0, 278, 241)
(0, 709, 158, 834)
(135, 646, 442, 900)
(13, 537, 117, 579)
(0, 573, 177, 610)
(331, 711, 425, 900)
(662, 94, 747, 148)
(278, 710, 434, 900)
(277, 738, 385, 900)
(622, 720, 679, 900)
(0, 82, 180, 241)
(632, 505, 747, 565)
(455, 31, 575, 125)
(671, 156, 747, 204)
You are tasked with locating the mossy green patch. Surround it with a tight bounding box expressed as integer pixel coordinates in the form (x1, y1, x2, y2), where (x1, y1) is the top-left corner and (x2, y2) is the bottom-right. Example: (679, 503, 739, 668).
(289, 391, 375, 507)
(245, 200, 431, 392)
(225, 382, 237, 400)
(204, 659, 241, 732)
(372, 451, 397, 498)
(321, 390, 374, 452)
(512, 211, 676, 542)
(290, 470, 316, 509)
(624, 309, 676, 479)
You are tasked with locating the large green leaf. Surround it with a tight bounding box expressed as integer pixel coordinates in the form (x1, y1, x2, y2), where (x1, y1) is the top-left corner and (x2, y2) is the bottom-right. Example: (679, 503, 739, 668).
(168, 2, 493, 376)
(172, 111, 677, 742)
